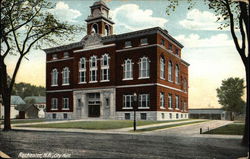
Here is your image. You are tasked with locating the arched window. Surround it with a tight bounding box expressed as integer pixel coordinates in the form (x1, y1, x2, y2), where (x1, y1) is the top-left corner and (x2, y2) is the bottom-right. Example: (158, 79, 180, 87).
(139, 57, 149, 78)
(101, 54, 110, 81)
(168, 61, 173, 81)
(51, 69, 58, 86)
(62, 67, 70, 85)
(79, 57, 86, 83)
(90, 56, 97, 82)
(92, 23, 98, 34)
(105, 25, 110, 36)
(124, 59, 133, 79)
(175, 64, 179, 84)
(160, 57, 165, 79)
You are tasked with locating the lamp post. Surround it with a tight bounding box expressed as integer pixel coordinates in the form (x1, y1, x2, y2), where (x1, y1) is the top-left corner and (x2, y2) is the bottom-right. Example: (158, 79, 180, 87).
(133, 92, 137, 131)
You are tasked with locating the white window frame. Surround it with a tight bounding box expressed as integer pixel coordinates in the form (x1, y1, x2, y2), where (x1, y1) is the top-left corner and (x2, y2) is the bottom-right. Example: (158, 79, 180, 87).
(168, 61, 173, 82)
(101, 54, 110, 82)
(62, 98, 69, 110)
(175, 95, 179, 109)
(138, 94, 150, 109)
(160, 57, 165, 79)
(160, 92, 165, 108)
(79, 57, 86, 83)
(51, 69, 58, 86)
(140, 38, 148, 45)
(125, 41, 132, 48)
(168, 94, 172, 109)
(175, 64, 180, 84)
(51, 98, 58, 110)
(123, 59, 133, 80)
(123, 95, 133, 109)
(89, 56, 98, 83)
(139, 57, 150, 79)
(62, 67, 70, 85)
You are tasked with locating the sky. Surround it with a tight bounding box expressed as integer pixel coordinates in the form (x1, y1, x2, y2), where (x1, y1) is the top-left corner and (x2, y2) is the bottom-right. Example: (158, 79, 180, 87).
(5, 0, 246, 108)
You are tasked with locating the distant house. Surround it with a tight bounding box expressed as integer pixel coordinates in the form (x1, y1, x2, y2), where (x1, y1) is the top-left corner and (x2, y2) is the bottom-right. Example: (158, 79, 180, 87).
(24, 96, 46, 118)
(189, 108, 230, 120)
(16, 104, 39, 119)
(0, 95, 26, 119)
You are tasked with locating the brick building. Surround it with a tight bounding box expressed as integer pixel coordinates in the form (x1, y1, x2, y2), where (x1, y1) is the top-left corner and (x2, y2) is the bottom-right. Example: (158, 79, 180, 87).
(44, 1, 189, 120)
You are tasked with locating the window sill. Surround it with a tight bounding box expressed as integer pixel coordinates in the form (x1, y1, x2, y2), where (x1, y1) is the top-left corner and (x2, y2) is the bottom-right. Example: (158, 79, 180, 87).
(160, 77, 165, 80)
(140, 43, 148, 46)
(62, 83, 70, 86)
(100, 80, 110, 82)
(62, 108, 70, 110)
(168, 108, 173, 110)
(122, 78, 133, 81)
(51, 108, 58, 111)
(51, 85, 58, 87)
(160, 107, 166, 109)
(79, 82, 87, 84)
(89, 81, 98, 83)
(138, 77, 149, 79)
(168, 80, 173, 83)
(138, 107, 150, 109)
(122, 107, 133, 110)
(124, 46, 132, 49)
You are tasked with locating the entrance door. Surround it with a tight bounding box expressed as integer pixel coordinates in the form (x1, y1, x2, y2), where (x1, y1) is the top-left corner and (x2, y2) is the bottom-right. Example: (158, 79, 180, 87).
(87, 93, 100, 117)
(88, 105, 100, 117)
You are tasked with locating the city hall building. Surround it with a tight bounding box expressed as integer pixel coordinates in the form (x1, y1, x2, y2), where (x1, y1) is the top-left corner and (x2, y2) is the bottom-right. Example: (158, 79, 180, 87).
(44, 1, 189, 120)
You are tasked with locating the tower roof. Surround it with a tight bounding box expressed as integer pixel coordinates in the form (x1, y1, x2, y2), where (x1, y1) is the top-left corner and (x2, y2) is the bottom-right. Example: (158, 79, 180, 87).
(91, 0, 109, 10)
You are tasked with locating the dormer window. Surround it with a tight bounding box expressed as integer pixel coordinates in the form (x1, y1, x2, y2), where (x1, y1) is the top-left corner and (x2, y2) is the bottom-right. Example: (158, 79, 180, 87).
(64, 52, 69, 58)
(52, 54, 57, 60)
(140, 38, 148, 45)
(125, 41, 132, 48)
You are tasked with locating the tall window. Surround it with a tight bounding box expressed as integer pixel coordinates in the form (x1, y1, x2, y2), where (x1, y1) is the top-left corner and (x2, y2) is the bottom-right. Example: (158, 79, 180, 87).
(92, 23, 98, 33)
(168, 43, 173, 50)
(125, 41, 132, 48)
(168, 94, 172, 108)
(62, 98, 69, 109)
(160, 57, 165, 79)
(90, 56, 97, 82)
(175, 64, 179, 84)
(160, 92, 165, 108)
(175, 95, 179, 109)
(101, 54, 110, 81)
(168, 61, 173, 81)
(79, 58, 86, 83)
(139, 94, 150, 108)
(123, 59, 133, 79)
(123, 95, 133, 108)
(105, 25, 110, 36)
(51, 69, 58, 86)
(140, 38, 148, 45)
(183, 79, 187, 92)
(51, 98, 58, 110)
(139, 57, 149, 78)
(183, 101, 187, 111)
(62, 67, 70, 85)
(161, 39, 165, 46)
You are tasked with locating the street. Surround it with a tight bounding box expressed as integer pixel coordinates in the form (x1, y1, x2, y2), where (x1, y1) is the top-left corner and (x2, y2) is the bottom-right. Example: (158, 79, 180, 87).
(0, 128, 248, 159)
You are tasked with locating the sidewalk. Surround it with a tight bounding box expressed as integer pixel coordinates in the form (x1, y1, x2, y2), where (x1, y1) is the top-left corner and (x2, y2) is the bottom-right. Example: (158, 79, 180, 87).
(11, 119, 207, 134)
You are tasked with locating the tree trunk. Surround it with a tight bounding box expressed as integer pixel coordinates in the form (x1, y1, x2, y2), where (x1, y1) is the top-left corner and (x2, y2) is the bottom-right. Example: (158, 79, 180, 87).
(0, 60, 11, 131)
(242, 64, 249, 146)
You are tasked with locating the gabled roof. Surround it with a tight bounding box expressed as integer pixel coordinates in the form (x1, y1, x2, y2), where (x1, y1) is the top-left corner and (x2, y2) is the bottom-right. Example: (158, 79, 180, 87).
(11, 96, 26, 105)
(16, 104, 39, 111)
(24, 96, 46, 104)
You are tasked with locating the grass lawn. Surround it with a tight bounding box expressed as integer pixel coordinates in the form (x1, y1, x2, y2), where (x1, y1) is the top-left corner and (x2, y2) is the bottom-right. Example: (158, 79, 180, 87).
(135, 120, 207, 132)
(0, 119, 46, 124)
(204, 123, 244, 135)
(17, 119, 191, 130)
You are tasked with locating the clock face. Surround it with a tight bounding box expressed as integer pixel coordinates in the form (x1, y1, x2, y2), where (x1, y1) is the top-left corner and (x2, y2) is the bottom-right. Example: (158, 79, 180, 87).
(93, 9, 100, 17)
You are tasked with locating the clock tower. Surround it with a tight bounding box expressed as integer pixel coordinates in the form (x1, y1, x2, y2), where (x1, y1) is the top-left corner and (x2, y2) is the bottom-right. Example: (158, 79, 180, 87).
(85, 0, 114, 36)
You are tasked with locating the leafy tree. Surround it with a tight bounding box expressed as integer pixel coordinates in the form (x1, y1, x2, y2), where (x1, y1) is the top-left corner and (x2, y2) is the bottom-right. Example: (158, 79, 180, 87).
(0, 0, 83, 130)
(12, 82, 45, 99)
(166, 0, 249, 146)
(216, 77, 245, 120)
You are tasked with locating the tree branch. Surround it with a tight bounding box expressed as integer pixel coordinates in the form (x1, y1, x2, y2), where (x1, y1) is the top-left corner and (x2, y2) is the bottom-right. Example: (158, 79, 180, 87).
(224, 0, 247, 66)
